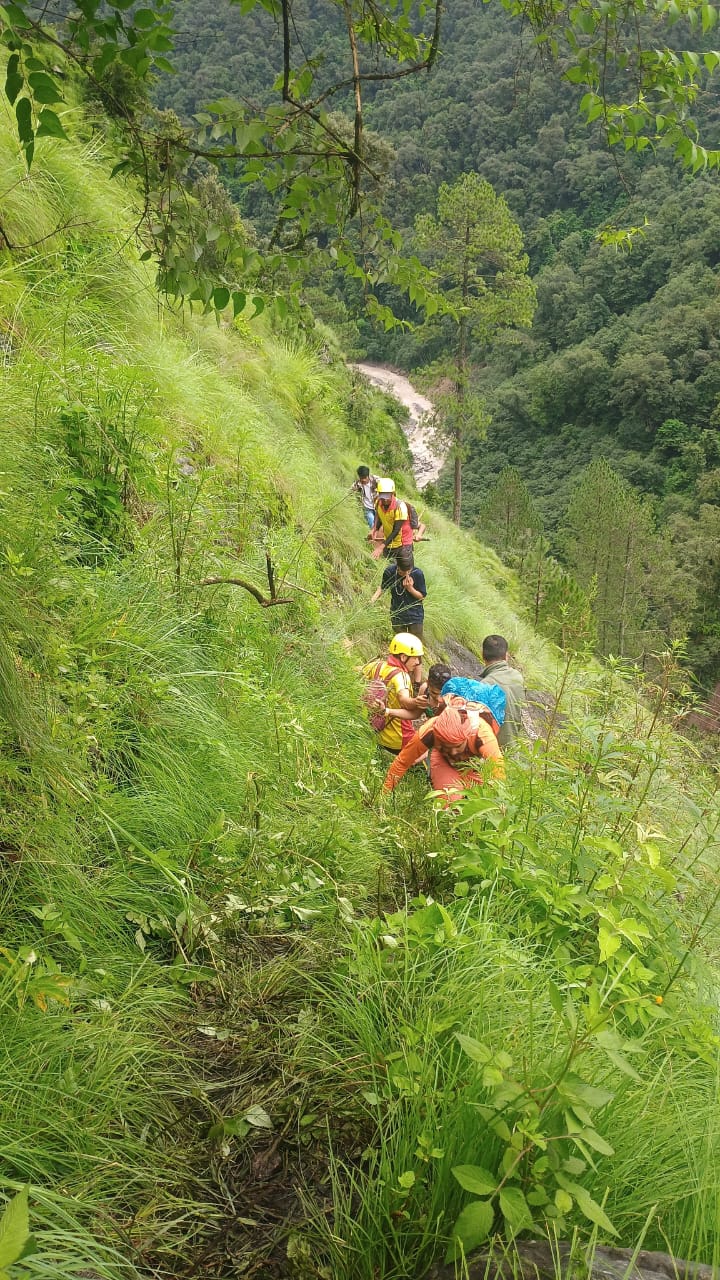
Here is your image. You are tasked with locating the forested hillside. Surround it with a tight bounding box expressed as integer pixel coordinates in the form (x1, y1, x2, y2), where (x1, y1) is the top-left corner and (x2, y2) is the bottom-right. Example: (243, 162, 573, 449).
(157, 0, 720, 685)
(1, 6, 720, 1279)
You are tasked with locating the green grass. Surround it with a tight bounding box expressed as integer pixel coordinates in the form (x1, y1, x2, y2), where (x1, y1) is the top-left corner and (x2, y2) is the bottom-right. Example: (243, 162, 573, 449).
(0, 92, 719, 1280)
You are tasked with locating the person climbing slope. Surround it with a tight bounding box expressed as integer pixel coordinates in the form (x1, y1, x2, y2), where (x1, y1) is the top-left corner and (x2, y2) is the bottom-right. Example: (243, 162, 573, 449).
(361, 632, 429, 754)
(369, 478, 413, 561)
(382, 696, 504, 803)
(370, 547, 426, 642)
(353, 465, 378, 530)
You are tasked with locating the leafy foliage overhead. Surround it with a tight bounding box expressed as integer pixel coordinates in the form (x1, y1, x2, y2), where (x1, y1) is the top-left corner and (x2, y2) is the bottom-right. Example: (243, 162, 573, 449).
(2, 0, 720, 321)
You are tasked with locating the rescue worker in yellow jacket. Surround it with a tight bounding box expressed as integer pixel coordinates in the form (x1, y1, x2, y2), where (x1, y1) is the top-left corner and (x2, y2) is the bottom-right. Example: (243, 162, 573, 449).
(361, 632, 429, 753)
(369, 478, 414, 561)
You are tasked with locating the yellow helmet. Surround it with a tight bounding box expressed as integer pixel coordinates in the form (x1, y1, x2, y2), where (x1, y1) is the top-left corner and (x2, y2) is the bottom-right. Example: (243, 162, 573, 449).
(376, 478, 395, 495)
(389, 632, 424, 658)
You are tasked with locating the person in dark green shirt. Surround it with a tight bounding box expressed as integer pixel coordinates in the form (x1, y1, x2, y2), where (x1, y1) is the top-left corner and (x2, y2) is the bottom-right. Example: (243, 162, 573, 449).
(480, 634, 525, 748)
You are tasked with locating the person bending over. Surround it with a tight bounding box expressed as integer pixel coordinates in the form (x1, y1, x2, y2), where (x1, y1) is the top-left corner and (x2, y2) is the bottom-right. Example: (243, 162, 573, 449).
(382, 698, 504, 803)
(417, 663, 452, 718)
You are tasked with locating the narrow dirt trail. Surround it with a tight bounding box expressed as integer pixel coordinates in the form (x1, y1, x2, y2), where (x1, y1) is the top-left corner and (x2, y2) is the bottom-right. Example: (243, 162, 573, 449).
(351, 362, 444, 487)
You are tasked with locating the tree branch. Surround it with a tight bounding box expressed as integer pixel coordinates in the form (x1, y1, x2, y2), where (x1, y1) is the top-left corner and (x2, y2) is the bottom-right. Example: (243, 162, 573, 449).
(198, 576, 294, 607)
(343, 0, 364, 214)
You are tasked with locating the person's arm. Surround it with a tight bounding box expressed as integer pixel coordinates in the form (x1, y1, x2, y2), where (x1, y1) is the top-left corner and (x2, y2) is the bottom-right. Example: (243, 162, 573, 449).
(383, 724, 433, 792)
(476, 727, 505, 781)
(372, 567, 393, 604)
(372, 515, 404, 558)
(396, 686, 430, 715)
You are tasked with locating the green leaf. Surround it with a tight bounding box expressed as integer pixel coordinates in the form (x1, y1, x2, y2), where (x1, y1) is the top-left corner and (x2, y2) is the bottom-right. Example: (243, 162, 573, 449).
(110, 158, 133, 178)
(27, 71, 63, 103)
(452, 1165, 498, 1196)
(243, 1104, 272, 1129)
(35, 108, 68, 140)
(445, 1200, 494, 1261)
(600, 1047, 641, 1081)
(499, 1186, 534, 1234)
(598, 924, 621, 961)
(0, 4, 32, 27)
(571, 1184, 618, 1235)
(548, 981, 564, 1015)
(555, 1173, 617, 1235)
(455, 1033, 492, 1063)
(14, 94, 32, 143)
(555, 1188, 573, 1214)
(562, 1075, 614, 1109)
(0, 1187, 31, 1269)
(232, 291, 246, 317)
(5, 53, 23, 105)
(212, 286, 230, 311)
(573, 1126, 615, 1156)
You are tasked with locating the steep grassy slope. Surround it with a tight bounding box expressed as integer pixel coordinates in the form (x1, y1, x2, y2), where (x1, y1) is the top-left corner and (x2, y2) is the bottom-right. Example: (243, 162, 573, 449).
(1, 117, 720, 1280)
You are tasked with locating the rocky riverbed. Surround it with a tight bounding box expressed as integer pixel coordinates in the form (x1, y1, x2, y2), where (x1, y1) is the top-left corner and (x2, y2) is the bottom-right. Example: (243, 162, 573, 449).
(351, 362, 444, 487)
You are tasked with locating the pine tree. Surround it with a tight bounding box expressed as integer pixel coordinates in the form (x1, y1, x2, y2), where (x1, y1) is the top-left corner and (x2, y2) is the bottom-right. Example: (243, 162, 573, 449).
(563, 459, 658, 657)
(415, 174, 535, 524)
(475, 466, 543, 574)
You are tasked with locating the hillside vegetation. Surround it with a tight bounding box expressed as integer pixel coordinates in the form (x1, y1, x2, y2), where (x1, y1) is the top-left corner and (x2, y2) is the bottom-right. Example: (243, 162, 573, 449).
(1, 109, 720, 1280)
(155, 0, 720, 686)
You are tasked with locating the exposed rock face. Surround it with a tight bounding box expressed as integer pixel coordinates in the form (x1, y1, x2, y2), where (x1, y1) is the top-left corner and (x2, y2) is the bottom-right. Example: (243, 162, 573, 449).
(438, 635, 486, 681)
(427, 1241, 718, 1280)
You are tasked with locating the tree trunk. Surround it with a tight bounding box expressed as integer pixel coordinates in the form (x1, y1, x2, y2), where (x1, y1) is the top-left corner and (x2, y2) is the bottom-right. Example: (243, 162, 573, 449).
(453, 449, 462, 524)
(617, 520, 633, 655)
(452, 220, 471, 525)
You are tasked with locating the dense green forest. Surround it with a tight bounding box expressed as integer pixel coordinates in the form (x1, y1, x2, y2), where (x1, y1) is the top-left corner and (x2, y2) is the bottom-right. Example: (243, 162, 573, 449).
(156, 0, 720, 684)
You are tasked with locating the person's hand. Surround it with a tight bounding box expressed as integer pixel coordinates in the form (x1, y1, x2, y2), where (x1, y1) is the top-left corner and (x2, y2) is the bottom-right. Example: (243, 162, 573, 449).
(402, 572, 413, 589)
(413, 694, 430, 711)
(371, 544, 384, 560)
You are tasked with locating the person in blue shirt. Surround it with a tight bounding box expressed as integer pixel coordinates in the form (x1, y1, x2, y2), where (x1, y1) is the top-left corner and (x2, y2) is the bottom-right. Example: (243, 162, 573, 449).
(371, 546, 426, 642)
